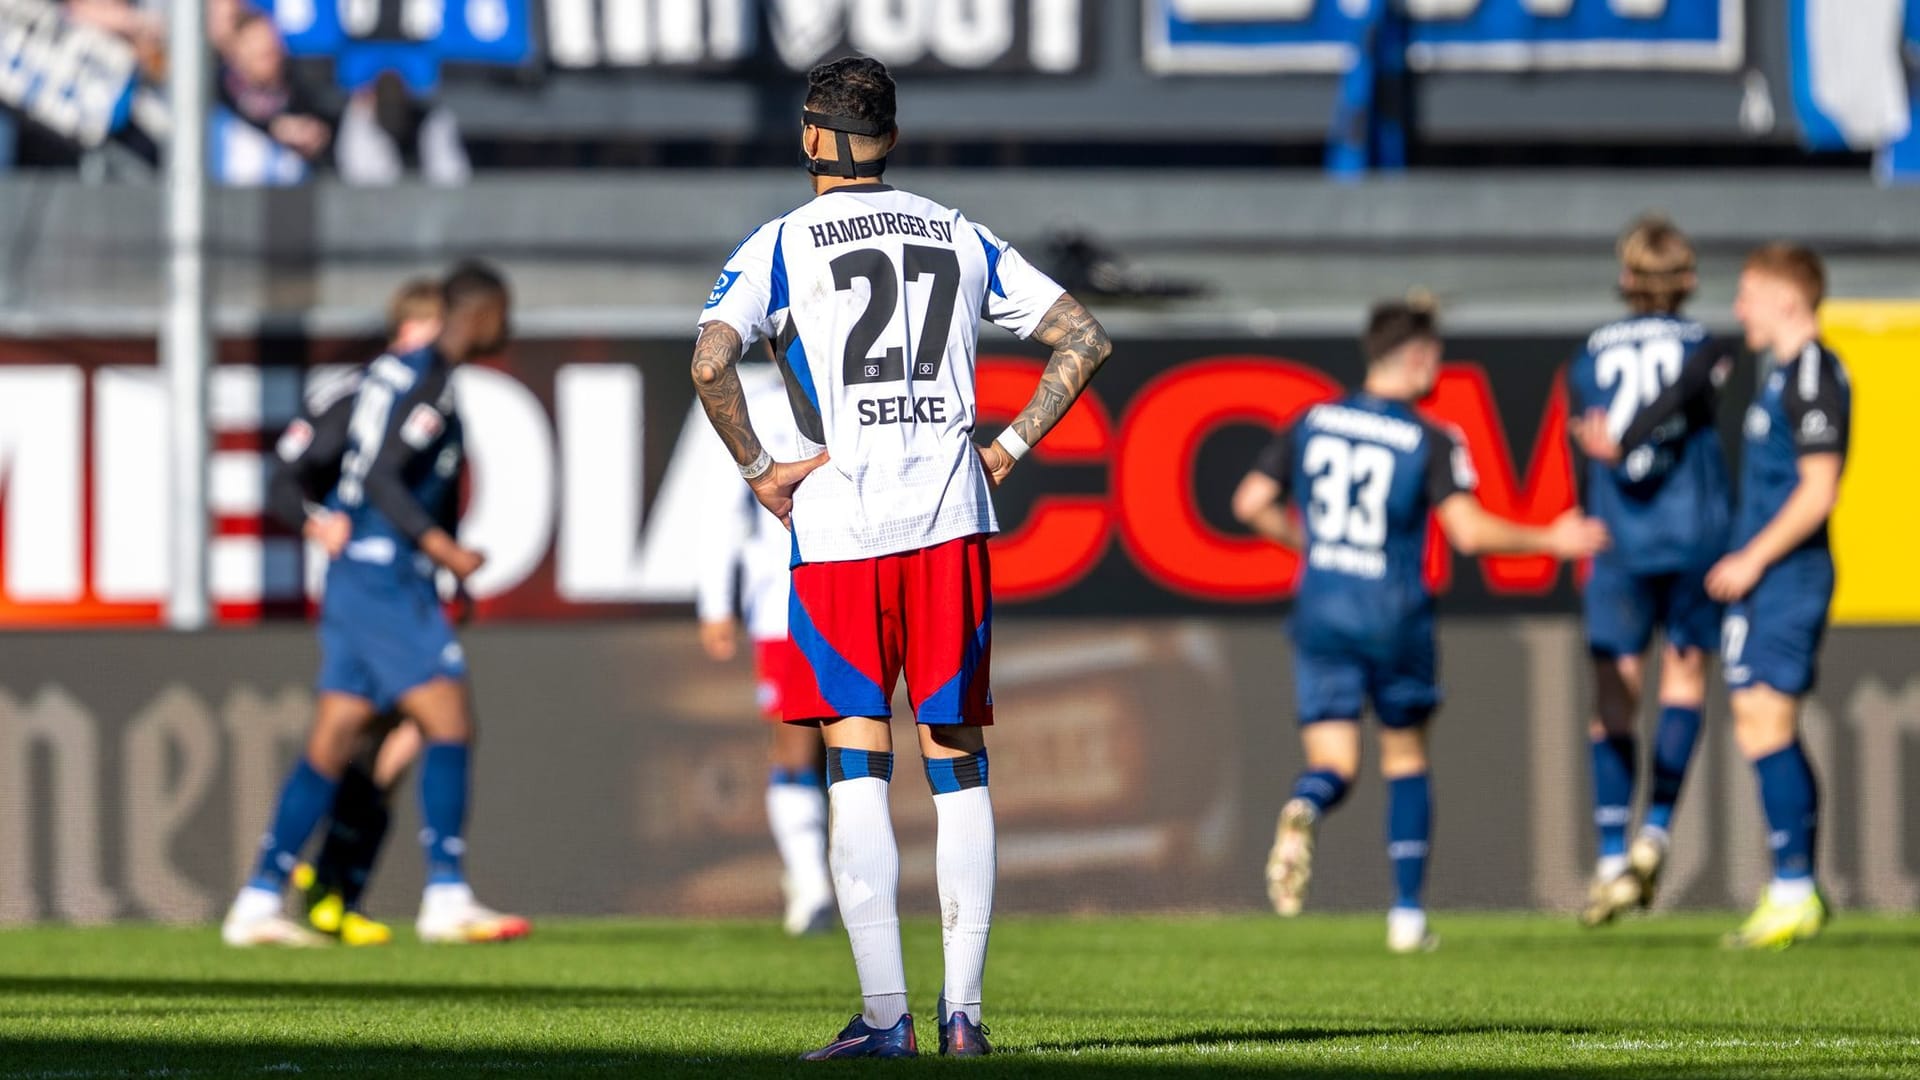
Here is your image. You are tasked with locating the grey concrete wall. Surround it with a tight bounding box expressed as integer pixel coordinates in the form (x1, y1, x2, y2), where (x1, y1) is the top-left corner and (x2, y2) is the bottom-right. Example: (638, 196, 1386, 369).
(1, 171, 1918, 338)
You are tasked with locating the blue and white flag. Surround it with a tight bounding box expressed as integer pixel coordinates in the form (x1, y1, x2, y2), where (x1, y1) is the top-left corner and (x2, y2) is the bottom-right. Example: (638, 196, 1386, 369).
(0, 0, 140, 147)
(1788, 0, 1915, 151)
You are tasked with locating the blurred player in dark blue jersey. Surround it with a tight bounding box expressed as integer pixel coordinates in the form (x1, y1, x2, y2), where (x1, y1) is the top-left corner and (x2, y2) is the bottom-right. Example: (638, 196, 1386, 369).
(1564, 217, 1733, 926)
(223, 262, 530, 947)
(263, 278, 442, 946)
(1709, 244, 1850, 949)
(1234, 298, 1608, 952)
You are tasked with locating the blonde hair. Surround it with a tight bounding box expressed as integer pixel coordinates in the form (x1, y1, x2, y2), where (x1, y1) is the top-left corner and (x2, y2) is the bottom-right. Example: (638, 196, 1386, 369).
(1744, 242, 1827, 310)
(385, 277, 443, 339)
(1618, 214, 1697, 315)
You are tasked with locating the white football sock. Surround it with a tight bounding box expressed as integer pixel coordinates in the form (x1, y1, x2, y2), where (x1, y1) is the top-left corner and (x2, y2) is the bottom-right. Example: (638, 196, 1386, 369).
(934, 785, 995, 1027)
(827, 776, 908, 1028)
(1769, 877, 1816, 906)
(767, 781, 831, 892)
(1388, 905, 1428, 940)
(421, 881, 475, 914)
(228, 885, 282, 923)
(1597, 854, 1630, 881)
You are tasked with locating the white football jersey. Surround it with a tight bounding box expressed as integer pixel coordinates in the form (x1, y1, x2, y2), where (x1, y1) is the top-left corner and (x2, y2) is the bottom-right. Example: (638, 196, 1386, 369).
(697, 183, 1065, 564)
(693, 364, 797, 642)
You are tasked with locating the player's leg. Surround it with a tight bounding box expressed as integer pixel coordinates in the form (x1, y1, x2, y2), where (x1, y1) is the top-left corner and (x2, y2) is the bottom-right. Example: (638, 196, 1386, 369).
(758, 637, 832, 935)
(1589, 656, 1641, 876)
(1377, 724, 1437, 954)
(1634, 569, 1719, 889)
(1578, 561, 1653, 925)
(899, 535, 995, 1056)
(1725, 683, 1827, 948)
(791, 553, 915, 1061)
(1631, 642, 1710, 907)
(301, 760, 388, 940)
(1269, 642, 1365, 917)
(1581, 654, 1643, 926)
(919, 724, 993, 1056)
(373, 716, 423, 789)
(806, 715, 917, 1059)
(396, 676, 526, 943)
(222, 689, 375, 947)
(1374, 633, 1441, 954)
(1722, 574, 1831, 949)
(304, 717, 417, 945)
(768, 714, 833, 936)
(397, 677, 471, 885)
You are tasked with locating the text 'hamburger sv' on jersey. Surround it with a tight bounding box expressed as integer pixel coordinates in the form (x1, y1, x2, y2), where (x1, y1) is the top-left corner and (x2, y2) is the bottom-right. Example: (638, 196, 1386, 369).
(697, 184, 1066, 565)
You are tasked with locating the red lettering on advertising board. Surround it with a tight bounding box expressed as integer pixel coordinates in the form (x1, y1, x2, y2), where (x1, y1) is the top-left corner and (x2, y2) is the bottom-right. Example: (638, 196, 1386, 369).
(976, 357, 1114, 601)
(1115, 357, 1340, 600)
(1423, 365, 1577, 595)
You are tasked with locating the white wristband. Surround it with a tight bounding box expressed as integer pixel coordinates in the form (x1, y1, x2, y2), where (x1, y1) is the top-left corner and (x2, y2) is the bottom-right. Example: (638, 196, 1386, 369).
(740, 449, 773, 481)
(993, 429, 1031, 463)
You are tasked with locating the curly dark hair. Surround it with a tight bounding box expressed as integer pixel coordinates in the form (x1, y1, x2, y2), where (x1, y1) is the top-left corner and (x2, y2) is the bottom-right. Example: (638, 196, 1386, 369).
(442, 259, 510, 311)
(805, 56, 897, 133)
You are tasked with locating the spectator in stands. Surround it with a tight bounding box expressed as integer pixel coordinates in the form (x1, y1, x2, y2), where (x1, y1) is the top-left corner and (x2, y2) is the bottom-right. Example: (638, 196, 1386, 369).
(336, 72, 470, 186)
(218, 8, 334, 164)
(63, 0, 162, 55)
(206, 0, 249, 54)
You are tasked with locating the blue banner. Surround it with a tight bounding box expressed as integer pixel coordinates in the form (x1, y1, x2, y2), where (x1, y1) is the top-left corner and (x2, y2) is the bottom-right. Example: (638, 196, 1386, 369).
(261, 0, 535, 94)
(1145, 0, 1743, 74)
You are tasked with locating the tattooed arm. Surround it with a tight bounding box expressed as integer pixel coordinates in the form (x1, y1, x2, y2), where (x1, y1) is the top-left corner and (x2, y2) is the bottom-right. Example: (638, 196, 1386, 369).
(691, 321, 826, 527)
(691, 322, 764, 470)
(982, 294, 1113, 485)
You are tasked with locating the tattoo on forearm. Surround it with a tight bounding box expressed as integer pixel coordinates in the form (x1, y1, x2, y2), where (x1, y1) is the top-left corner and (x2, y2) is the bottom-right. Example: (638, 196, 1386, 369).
(691, 322, 764, 468)
(1010, 295, 1112, 446)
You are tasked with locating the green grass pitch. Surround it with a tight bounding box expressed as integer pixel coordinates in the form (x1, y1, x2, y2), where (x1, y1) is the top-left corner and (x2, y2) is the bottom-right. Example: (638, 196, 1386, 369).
(3, 914, 1918, 1078)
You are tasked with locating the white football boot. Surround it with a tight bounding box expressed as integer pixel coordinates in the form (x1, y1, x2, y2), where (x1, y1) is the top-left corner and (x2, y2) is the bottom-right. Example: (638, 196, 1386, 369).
(1266, 798, 1318, 917)
(1386, 907, 1440, 954)
(222, 886, 328, 948)
(416, 883, 532, 944)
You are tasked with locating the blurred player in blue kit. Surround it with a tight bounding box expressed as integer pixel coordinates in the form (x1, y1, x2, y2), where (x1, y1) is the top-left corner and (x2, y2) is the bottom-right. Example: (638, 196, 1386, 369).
(1709, 244, 1849, 949)
(1565, 217, 1733, 927)
(694, 355, 834, 938)
(1234, 298, 1608, 953)
(260, 277, 443, 946)
(222, 262, 530, 947)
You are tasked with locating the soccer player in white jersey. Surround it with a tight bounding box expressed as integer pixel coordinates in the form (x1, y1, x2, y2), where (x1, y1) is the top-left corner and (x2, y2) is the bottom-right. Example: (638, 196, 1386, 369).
(692, 57, 1112, 1059)
(694, 358, 834, 938)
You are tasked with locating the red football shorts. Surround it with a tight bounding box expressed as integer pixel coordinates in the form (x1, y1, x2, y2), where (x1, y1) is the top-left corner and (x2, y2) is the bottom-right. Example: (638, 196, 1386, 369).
(751, 637, 798, 722)
(785, 534, 993, 726)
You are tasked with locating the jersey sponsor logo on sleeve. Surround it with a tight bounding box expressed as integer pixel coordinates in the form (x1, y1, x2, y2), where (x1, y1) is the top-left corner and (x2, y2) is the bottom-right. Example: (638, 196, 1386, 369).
(1800, 409, 1835, 443)
(400, 403, 446, 449)
(275, 419, 314, 462)
(1451, 443, 1478, 491)
(706, 270, 740, 308)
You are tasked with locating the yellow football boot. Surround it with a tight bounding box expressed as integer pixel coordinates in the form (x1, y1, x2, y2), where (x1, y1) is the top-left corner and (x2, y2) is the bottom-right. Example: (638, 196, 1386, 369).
(293, 862, 347, 936)
(1723, 886, 1828, 950)
(338, 911, 394, 947)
